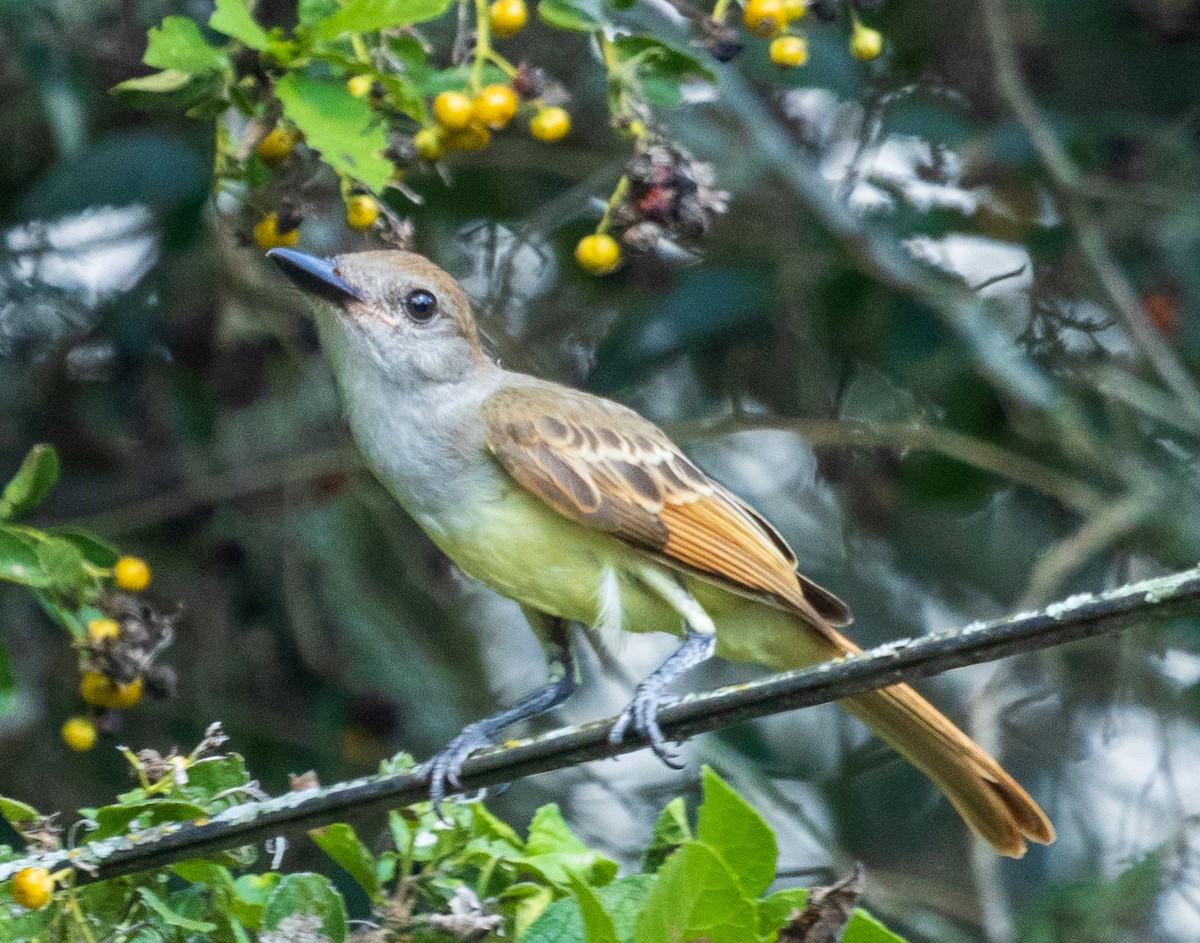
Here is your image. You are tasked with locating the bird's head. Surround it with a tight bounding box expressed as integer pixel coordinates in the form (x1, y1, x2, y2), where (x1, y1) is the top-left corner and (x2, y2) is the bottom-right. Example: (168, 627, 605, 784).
(268, 248, 488, 387)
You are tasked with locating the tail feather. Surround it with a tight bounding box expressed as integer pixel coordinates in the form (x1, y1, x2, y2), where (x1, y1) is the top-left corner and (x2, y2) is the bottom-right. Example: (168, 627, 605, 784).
(842, 681, 1054, 857)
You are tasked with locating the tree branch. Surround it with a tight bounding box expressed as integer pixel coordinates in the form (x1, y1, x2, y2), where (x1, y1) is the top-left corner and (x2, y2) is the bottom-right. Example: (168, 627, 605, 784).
(5, 566, 1200, 886)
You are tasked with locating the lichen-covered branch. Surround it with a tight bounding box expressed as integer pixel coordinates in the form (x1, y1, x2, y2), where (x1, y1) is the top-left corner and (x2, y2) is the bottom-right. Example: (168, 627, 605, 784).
(5, 565, 1200, 886)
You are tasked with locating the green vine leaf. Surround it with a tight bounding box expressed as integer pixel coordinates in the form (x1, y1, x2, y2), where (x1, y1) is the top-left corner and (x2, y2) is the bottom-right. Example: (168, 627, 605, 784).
(209, 0, 271, 50)
(314, 0, 454, 39)
(144, 17, 230, 74)
(274, 74, 394, 193)
(0, 445, 59, 520)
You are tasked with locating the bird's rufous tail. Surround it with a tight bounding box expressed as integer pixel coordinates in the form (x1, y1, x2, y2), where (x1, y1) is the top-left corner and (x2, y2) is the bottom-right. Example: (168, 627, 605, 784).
(780, 623, 1054, 857)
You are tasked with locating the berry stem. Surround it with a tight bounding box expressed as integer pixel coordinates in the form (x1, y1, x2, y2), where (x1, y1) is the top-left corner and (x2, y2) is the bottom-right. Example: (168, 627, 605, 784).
(66, 888, 97, 943)
(597, 175, 630, 234)
(712, 0, 733, 23)
(470, 0, 493, 92)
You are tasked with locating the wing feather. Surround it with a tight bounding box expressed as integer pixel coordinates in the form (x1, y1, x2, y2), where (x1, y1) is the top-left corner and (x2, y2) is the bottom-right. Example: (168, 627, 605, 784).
(481, 383, 852, 629)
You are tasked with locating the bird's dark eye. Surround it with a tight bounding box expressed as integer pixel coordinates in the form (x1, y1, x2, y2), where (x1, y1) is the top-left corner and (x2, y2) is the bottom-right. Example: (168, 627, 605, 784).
(403, 289, 438, 322)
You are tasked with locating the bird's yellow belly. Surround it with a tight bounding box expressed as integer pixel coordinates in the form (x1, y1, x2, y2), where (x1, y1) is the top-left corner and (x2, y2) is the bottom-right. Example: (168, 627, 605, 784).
(423, 486, 681, 635)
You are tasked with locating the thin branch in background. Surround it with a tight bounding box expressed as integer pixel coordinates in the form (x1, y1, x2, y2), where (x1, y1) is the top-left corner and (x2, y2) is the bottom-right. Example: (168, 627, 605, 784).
(3, 565, 1200, 886)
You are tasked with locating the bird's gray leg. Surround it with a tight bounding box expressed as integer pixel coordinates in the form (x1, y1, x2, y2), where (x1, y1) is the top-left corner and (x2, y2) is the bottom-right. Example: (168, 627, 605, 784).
(428, 612, 574, 813)
(608, 570, 716, 768)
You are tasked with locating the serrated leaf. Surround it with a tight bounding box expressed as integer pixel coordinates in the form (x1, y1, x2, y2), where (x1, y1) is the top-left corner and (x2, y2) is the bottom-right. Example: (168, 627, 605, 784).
(314, 0, 453, 38)
(35, 537, 88, 596)
(634, 843, 758, 943)
(274, 73, 393, 192)
(517, 804, 618, 890)
(0, 796, 40, 826)
(537, 0, 606, 31)
(0, 529, 49, 588)
(263, 873, 348, 942)
(145, 17, 229, 74)
(695, 766, 777, 897)
(47, 529, 120, 568)
(0, 445, 59, 519)
(136, 888, 218, 933)
(310, 823, 379, 899)
(642, 796, 691, 873)
(184, 755, 252, 801)
(209, 0, 270, 49)
(90, 800, 209, 841)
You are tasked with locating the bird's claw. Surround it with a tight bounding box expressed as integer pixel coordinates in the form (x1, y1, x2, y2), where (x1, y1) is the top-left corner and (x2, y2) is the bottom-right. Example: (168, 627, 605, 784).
(609, 688, 685, 769)
(427, 723, 496, 818)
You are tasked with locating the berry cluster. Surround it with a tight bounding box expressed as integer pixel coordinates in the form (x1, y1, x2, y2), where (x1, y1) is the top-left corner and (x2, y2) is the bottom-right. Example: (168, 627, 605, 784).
(704, 0, 883, 69)
(61, 557, 178, 752)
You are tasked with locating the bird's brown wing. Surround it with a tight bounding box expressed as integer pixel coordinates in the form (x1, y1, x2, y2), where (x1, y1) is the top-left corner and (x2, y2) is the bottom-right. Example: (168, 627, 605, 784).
(481, 383, 851, 630)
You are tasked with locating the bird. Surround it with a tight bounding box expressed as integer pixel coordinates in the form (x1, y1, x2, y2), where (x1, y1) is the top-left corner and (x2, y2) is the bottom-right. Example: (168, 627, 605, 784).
(268, 246, 1055, 858)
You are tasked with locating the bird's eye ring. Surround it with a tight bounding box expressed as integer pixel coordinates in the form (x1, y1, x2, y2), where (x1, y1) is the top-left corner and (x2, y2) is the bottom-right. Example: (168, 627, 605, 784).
(403, 289, 438, 323)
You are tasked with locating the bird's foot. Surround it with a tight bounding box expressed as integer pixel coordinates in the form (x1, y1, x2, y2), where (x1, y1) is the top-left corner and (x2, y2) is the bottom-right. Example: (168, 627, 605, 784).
(608, 687, 685, 769)
(427, 722, 496, 817)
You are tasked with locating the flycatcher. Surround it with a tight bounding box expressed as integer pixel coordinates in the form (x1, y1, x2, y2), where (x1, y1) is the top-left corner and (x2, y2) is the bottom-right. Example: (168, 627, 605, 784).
(269, 247, 1054, 857)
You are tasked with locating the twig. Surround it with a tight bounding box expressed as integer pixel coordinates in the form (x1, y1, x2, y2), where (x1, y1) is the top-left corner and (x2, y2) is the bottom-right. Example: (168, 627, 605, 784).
(4, 566, 1200, 886)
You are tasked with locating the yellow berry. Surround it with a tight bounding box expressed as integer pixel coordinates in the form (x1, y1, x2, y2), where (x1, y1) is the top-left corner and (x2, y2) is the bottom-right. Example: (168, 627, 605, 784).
(113, 556, 152, 592)
(433, 91, 475, 130)
(575, 234, 621, 275)
(346, 195, 380, 230)
(472, 84, 519, 130)
(80, 670, 143, 710)
(489, 0, 527, 38)
(742, 0, 787, 38)
(414, 127, 445, 160)
(782, 0, 805, 20)
(255, 127, 297, 166)
(769, 35, 808, 67)
(347, 74, 373, 98)
(529, 107, 570, 142)
(253, 213, 300, 251)
(11, 868, 54, 911)
(445, 123, 492, 151)
(850, 22, 883, 61)
(61, 717, 97, 752)
(87, 618, 120, 642)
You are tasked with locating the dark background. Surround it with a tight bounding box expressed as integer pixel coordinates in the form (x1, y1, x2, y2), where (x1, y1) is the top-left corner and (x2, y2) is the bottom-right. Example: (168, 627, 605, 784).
(5, 0, 1200, 939)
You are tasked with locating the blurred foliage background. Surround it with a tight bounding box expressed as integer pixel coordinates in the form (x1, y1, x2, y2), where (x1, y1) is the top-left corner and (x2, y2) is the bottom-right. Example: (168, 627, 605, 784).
(4, 0, 1200, 939)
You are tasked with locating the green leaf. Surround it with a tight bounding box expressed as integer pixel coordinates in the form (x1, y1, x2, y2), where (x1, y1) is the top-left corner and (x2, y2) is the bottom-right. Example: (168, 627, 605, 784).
(209, 0, 270, 49)
(634, 843, 758, 943)
(310, 823, 379, 899)
(0, 530, 49, 587)
(299, 0, 341, 23)
(136, 888, 218, 933)
(184, 755, 252, 801)
(517, 804, 618, 890)
(843, 911, 909, 943)
(571, 877, 620, 943)
(0, 445, 59, 519)
(262, 873, 348, 943)
(524, 876, 655, 943)
(35, 537, 88, 596)
(694, 766, 777, 897)
(470, 801, 524, 849)
(110, 69, 220, 111)
(610, 36, 715, 107)
(0, 796, 40, 827)
(90, 800, 209, 841)
(537, 0, 606, 31)
(48, 528, 120, 569)
(314, 0, 453, 38)
(642, 796, 691, 873)
(758, 888, 808, 938)
(144, 17, 229, 74)
(232, 872, 281, 929)
(274, 74, 394, 192)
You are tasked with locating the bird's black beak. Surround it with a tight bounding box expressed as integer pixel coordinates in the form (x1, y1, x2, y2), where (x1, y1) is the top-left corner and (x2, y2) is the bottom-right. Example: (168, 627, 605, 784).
(267, 248, 363, 304)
